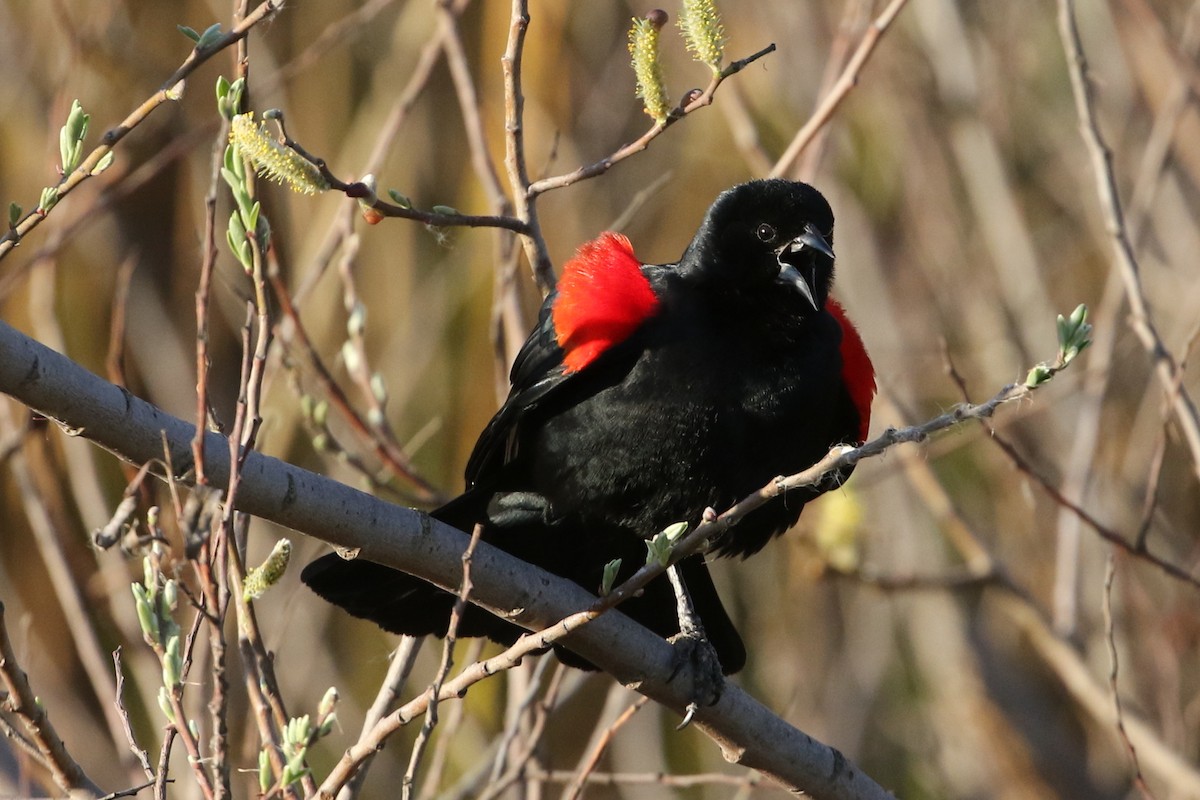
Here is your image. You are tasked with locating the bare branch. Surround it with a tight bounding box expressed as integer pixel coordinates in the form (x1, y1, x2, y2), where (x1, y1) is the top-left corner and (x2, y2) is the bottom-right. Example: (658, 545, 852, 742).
(0, 601, 104, 798)
(771, 0, 910, 178)
(1056, 0, 1200, 481)
(0, 319, 890, 800)
(0, 0, 281, 259)
(528, 44, 777, 199)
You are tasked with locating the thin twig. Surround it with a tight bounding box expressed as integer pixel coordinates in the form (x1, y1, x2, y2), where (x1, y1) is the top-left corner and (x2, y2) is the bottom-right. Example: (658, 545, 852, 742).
(293, 3, 465, 303)
(0, 400, 136, 774)
(273, 132, 531, 236)
(983, 422, 1200, 590)
(401, 524, 485, 800)
(192, 105, 233, 487)
(112, 647, 155, 782)
(0, 0, 281, 259)
(563, 697, 650, 800)
(771, 0, 910, 178)
(438, 0, 529, 378)
(792, 0, 873, 180)
(268, 268, 445, 504)
(439, 0, 510, 214)
(478, 657, 561, 800)
(98, 777, 162, 800)
(1057, 0, 1200, 482)
(259, 0, 402, 92)
(226, 542, 292, 797)
(338, 637, 424, 800)
(153, 724, 175, 800)
(1102, 554, 1156, 799)
(0, 601, 104, 797)
(416, 640, 484, 800)
(833, 567, 1004, 594)
(535, 768, 764, 791)
(501, 0, 554, 290)
(528, 43, 778, 200)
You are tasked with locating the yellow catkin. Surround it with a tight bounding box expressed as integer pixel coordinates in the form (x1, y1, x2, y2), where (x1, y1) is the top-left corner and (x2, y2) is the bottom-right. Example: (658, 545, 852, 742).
(229, 114, 328, 195)
(243, 539, 293, 601)
(628, 16, 671, 123)
(679, 0, 726, 74)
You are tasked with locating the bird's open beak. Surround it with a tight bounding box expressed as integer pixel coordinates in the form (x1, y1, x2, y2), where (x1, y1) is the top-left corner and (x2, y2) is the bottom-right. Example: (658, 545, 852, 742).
(776, 223, 834, 310)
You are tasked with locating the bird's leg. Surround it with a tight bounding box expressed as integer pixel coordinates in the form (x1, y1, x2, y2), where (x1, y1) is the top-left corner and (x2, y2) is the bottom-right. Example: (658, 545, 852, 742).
(665, 563, 724, 728)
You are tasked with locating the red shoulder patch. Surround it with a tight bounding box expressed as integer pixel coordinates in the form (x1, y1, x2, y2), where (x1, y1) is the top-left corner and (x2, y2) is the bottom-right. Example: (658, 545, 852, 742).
(552, 232, 661, 373)
(827, 298, 875, 443)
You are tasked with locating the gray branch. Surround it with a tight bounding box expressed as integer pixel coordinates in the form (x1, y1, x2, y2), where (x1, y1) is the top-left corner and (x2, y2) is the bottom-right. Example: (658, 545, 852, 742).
(0, 319, 891, 800)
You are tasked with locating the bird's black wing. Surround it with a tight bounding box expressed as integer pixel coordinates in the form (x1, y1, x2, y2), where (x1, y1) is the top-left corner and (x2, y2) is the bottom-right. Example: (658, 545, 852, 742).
(462, 292, 569, 488)
(463, 265, 673, 489)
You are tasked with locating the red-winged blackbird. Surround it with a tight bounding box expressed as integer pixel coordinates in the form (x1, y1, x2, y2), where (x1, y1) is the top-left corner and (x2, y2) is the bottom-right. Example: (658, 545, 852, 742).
(302, 179, 875, 675)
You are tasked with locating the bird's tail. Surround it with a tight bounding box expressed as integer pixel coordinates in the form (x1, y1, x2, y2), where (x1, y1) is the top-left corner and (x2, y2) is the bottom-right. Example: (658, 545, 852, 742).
(300, 491, 746, 674)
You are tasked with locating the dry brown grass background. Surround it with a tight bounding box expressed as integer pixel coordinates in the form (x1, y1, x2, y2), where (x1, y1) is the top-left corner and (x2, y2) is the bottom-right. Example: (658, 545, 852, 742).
(0, 0, 1198, 798)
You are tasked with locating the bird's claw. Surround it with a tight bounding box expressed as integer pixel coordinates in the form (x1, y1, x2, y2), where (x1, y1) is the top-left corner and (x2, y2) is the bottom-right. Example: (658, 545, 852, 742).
(667, 628, 724, 728)
(677, 702, 700, 730)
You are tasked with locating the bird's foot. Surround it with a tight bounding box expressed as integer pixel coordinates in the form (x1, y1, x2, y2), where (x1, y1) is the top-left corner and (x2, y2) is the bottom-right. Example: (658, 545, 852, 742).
(667, 626, 725, 729)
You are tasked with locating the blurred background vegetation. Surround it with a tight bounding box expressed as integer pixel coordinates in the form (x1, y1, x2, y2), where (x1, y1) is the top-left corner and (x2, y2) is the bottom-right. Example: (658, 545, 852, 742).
(0, 0, 1198, 797)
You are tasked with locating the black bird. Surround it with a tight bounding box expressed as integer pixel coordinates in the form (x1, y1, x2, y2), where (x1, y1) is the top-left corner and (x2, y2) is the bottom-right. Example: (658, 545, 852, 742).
(302, 179, 875, 675)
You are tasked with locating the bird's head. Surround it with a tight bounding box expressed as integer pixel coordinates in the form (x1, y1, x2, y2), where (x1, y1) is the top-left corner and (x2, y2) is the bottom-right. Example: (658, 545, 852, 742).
(680, 179, 836, 312)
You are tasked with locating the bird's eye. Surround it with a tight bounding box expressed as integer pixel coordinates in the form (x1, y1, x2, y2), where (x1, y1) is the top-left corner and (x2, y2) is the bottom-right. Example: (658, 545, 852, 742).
(755, 223, 777, 243)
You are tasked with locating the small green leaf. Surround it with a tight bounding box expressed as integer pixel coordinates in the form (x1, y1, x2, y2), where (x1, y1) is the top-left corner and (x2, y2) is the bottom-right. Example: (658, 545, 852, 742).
(1054, 304, 1092, 368)
(162, 634, 181, 688)
(178, 25, 201, 42)
(430, 204, 458, 216)
(132, 584, 159, 641)
(59, 122, 74, 173)
(239, 241, 254, 271)
(91, 150, 115, 176)
(247, 200, 261, 235)
(157, 686, 175, 723)
(38, 186, 59, 214)
(600, 558, 622, 596)
(645, 521, 689, 566)
(143, 557, 156, 597)
(217, 77, 246, 120)
(8, 203, 21, 227)
(58, 101, 89, 174)
(228, 209, 247, 245)
(661, 521, 688, 542)
(220, 167, 240, 193)
(195, 22, 223, 51)
(318, 687, 339, 718)
(65, 100, 89, 144)
(258, 749, 272, 792)
(1025, 363, 1052, 388)
(387, 190, 411, 208)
